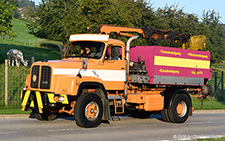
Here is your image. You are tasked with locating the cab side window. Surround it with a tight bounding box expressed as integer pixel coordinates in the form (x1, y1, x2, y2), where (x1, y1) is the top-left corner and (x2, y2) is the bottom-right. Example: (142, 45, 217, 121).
(106, 45, 122, 60)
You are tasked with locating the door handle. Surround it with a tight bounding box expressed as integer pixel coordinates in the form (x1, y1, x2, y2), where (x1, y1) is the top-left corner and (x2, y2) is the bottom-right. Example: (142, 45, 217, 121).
(106, 60, 115, 63)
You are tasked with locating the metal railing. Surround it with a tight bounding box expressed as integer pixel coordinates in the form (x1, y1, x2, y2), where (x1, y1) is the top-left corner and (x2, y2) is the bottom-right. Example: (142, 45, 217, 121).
(212, 71, 224, 100)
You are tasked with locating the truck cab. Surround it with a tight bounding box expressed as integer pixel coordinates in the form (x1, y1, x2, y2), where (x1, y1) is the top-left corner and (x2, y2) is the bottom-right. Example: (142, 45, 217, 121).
(21, 34, 127, 127)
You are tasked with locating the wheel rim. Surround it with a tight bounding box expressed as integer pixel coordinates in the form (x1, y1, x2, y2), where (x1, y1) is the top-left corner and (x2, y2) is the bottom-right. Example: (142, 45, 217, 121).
(85, 101, 99, 121)
(176, 101, 187, 118)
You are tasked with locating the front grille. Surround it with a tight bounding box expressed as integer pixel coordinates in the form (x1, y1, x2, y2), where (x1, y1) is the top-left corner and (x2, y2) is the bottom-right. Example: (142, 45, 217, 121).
(31, 66, 40, 88)
(40, 66, 51, 89)
(30, 65, 51, 89)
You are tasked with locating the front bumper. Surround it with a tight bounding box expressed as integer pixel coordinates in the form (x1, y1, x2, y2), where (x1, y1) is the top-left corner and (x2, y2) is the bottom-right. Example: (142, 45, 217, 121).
(21, 90, 69, 114)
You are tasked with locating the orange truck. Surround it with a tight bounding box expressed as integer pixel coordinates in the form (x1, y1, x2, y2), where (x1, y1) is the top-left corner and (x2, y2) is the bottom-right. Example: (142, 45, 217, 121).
(21, 25, 213, 127)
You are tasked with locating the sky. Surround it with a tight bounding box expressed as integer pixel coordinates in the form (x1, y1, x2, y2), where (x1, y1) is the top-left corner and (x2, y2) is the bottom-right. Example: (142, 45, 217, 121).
(32, 0, 225, 24)
(150, 0, 225, 23)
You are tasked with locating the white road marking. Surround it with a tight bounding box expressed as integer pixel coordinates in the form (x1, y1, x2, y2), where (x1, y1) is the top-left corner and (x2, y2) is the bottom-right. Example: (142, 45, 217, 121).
(47, 129, 74, 132)
(0, 131, 19, 134)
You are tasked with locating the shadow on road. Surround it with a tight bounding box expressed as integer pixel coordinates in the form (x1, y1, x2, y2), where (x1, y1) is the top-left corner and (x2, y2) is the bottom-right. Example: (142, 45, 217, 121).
(29, 111, 165, 125)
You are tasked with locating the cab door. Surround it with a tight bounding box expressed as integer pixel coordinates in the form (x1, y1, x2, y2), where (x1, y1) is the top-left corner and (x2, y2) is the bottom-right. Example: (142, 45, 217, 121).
(97, 45, 126, 90)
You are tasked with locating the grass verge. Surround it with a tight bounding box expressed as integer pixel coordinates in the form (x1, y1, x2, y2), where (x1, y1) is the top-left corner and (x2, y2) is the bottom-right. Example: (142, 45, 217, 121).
(192, 97, 225, 110)
(198, 137, 225, 141)
(0, 108, 30, 115)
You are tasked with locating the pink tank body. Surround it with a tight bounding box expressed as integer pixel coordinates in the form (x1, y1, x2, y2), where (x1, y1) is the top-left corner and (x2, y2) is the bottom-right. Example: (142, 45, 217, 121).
(130, 46, 212, 86)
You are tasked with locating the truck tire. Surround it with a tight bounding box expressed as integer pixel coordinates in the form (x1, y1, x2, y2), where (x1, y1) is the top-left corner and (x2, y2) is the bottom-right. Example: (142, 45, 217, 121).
(128, 110, 152, 119)
(167, 94, 191, 123)
(161, 108, 170, 122)
(202, 84, 214, 96)
(74, 93, 103, 128)
(35, 111, 57, 121)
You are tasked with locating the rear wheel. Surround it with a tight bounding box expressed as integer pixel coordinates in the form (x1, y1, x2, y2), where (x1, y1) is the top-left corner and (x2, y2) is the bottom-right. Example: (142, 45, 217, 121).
(161, 108, 170, 122)
(167, 94, 191, 123)
(202, 84, 214, 96)
(74, 93, 103, 128)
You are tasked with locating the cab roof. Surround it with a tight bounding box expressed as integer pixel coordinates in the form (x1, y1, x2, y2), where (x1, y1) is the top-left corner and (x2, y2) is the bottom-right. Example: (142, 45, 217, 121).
(69, 34, 109, 42)
(69, 34, 125, 46)
(108, 39, 125, 46)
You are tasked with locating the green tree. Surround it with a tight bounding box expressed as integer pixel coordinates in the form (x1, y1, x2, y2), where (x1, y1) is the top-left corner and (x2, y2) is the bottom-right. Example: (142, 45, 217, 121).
(202, 10, 225, 62)
(5, 0, 20, 18)
(30, 0, 155, 44)
(5, 0, 19, 7)
(154, 5, 205, 35)
(32, 0, 78, 44)
(0, 0, 17, 39)
(27, 0, 225, 62)
(18, 0, 35, 8)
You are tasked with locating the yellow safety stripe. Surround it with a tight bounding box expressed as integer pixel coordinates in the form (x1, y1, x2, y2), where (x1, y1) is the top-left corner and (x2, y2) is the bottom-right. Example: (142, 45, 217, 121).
(47, 93, 69, 104)
(30, 101, 34, 107)
(35, 91, 43, 113)
(154, 56, 210, 69)
(61, 94, 69, 104)
(21, 91, 31, 111)
(47, 93, 56, 103)
(20, 90, 23, 99)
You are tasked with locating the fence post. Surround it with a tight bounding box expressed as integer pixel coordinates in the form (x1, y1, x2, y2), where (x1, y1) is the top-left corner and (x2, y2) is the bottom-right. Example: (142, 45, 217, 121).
(5, 59, 8, 106)
(214, 72, 217, 96)
(222, 71, 224, 100)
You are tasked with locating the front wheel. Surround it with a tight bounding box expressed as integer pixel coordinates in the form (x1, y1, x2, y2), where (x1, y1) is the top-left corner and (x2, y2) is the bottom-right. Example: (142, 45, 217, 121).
(167, 94, 191, 123)
(74, 93, 103, 128)
(34, 110, 57, 121)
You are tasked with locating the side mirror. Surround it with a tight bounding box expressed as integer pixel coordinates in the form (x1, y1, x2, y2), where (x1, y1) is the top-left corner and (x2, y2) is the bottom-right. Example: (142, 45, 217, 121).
(77, 58, 87, 78)
(82, 58, 87, 68)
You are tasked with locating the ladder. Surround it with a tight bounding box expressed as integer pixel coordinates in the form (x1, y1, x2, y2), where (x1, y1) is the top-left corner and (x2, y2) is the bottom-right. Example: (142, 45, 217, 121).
(108, 95, 124, 114)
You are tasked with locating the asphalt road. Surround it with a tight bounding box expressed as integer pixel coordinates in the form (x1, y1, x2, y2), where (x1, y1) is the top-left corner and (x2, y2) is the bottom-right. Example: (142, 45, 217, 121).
(0, 111, 225, 141)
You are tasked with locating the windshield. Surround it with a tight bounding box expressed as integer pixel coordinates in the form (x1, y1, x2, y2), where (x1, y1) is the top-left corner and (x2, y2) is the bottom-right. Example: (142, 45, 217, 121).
(65, 41, 105, 59)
